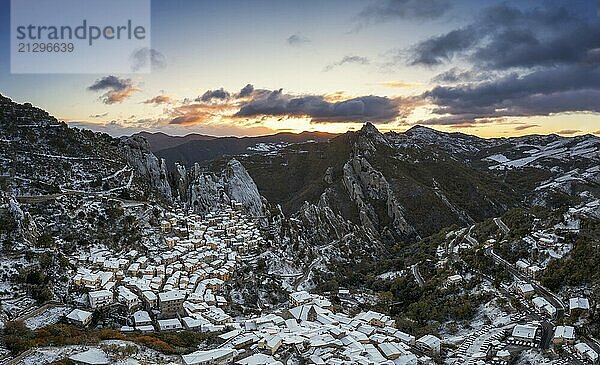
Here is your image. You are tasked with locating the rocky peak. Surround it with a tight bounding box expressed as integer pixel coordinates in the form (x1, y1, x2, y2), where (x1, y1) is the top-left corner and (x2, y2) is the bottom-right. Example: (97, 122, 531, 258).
(184, 159, 266, 220)
(224, 159, 265, 218)
(404, 125, 444, 139)
(354, 122, 391, 154)
(359, 122, 387, 141)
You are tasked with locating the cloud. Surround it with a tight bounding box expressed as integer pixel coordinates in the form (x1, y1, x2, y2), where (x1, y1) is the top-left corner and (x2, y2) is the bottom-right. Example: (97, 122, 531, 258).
(89, 112, 108, 118)
(431, 67, 491, 84)
(87, 76, 130, 92)
(143, 95, 172, 105)
(131, 47, 167, 72)
(160, 85, 420, 126)
(416, 114, 495, 127)
(235, 88, 415, 123)
(407, 4, 588, 68)
(286, 34, 310, 46)
(356, 0, 451, 28)
(238, 84, 254, 98)
(197, 88, 231, 102)
(556, 129, 582, 135)
(87, 76, 139, 104)
(323, 55, 370, 72)
(168, 103, 233, 125)
(423, 65, 600, 124)
(401, 3, 600, 125)
(377, 81, 422, 88)
(514, 124, 539, 131)
(408, 26, 478, 66)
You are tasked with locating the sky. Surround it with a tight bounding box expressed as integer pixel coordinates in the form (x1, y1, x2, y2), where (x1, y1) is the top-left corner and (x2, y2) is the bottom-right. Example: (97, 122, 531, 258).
(0, 0, 599, 138)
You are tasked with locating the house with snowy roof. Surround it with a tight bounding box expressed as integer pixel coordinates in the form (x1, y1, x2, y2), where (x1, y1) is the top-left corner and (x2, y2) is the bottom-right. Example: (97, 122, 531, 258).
(66, 308, 93, 326)
(569, 297, 590, 316)
(553, 325, 576, 345)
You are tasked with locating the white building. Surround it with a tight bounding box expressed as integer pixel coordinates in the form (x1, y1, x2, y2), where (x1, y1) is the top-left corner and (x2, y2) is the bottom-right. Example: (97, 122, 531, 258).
(553, 325, 576, 345)
(66, 308, 93, 326)
(569, 297, 590, 315)
(88, 289, 113, 309)
(133, 310, 152, 327)
(158, 318, 183, 331)
(574, 342, 599, 364)
(517, 283, 535, 298)
(416, 334, 441, 354)
(289, 291, 313, 306)
(447, 274, 463, 285)
(159, 290, 186, 315)
(182, 348, 238, 365)
(235, 354, 282, 365)
(511, 324, 540, 346)
(118, 286, 140, 310)
(532, 296, 557, 318)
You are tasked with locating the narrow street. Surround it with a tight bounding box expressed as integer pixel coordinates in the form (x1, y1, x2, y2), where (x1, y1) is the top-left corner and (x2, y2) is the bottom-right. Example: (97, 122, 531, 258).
(411, 263, 424, 287)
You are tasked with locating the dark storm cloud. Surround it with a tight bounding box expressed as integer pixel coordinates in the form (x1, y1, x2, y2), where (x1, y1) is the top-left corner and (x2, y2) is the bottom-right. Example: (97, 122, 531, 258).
(431, 67, 488, 83)
(423, 66, 600, 124)
(473, 23, 600, 70)
(427, 66, 600, 112)
(238, 84, 254, 98)
(88, 76, 131, 92)
(357, 0, 451, 26)
(408, 26, 478, 66)
(323, 56, 370, 72)
(409, 4, 589, 68)
(404, 3, 600, 125)
(235, 89, 409, 123)
(197, 88, 231, 102)
(87, 76, 139, 104)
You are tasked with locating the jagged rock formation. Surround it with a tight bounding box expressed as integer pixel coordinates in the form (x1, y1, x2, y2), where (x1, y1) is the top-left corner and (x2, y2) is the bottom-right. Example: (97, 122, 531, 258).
(120, 136, 173, 203)
(176, 159, 266, 220)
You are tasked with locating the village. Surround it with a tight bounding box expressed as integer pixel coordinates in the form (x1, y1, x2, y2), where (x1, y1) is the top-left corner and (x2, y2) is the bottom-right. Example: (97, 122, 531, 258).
(42, 200, 439, 365)
(433, 213, 600, 365)
(1, 198, 598, 365)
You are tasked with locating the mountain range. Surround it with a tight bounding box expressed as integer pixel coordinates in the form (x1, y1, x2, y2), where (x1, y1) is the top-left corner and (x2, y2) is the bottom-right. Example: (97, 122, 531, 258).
(134, 130, 337, 165)
(1, 94, 599, 304)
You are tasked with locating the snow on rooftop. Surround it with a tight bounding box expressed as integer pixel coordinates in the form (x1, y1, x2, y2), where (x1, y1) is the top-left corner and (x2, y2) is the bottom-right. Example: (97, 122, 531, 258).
(68, 348, 109, 365)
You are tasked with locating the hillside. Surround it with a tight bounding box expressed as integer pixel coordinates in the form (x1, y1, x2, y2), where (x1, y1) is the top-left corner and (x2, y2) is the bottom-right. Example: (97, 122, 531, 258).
(0, 95, 173, 203)
(154, 131, 337, 165)
(132, 131, 216, 152)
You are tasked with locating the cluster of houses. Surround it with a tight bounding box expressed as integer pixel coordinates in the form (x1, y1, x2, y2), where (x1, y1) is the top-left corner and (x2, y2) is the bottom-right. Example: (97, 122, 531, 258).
(505, 282, 598, 364)
(506, 321, 598, 363)
(59, 201, 598, 365)
(181, 290, 440, 365)
(515, 281, 591, 320)
(66, 201, 263, 333)
(515, 259, 544, 279)
(61, 201, 444, 364)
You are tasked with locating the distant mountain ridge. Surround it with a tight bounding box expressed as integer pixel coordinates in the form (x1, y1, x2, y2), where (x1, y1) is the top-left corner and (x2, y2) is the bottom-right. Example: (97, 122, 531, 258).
(132, 131, 216, 152)
(147, 131, 337, 166)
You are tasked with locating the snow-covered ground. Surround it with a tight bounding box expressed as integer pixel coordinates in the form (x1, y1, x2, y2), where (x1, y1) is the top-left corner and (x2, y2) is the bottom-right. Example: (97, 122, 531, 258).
(24, 306, 71, 330)
(18, 340, 179, 365)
